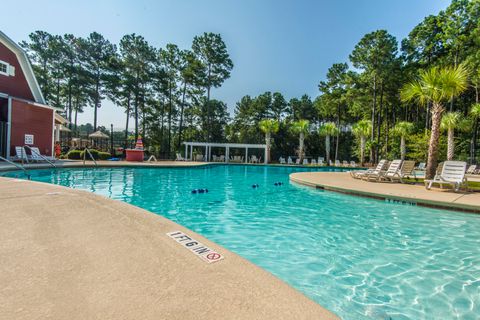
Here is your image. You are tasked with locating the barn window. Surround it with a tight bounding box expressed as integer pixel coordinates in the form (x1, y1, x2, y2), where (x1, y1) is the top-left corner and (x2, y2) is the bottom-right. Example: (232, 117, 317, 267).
(0, 60, 9, 76)
(0, 61, 8, 75)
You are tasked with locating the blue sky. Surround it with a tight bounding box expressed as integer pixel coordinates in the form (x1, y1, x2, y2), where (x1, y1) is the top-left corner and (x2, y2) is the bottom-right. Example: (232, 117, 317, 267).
(3, 0, 450, 128)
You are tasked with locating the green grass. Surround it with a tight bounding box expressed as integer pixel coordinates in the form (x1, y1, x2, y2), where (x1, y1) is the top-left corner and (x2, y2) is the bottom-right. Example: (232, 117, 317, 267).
(402, 177, 480, 192)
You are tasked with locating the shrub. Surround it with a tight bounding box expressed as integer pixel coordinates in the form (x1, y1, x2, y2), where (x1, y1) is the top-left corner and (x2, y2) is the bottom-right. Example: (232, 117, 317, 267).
(407, 131, 447, 162)
(67, 149, 111, 160)
(80, 149, 99, 160)
(98, 152, 111, 160)
(66, 150, 82, 160)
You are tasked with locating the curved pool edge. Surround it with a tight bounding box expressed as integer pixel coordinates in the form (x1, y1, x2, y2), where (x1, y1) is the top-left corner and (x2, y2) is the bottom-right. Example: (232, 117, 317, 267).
(290, 171, 480, 214)
(0, 176, 339, 320)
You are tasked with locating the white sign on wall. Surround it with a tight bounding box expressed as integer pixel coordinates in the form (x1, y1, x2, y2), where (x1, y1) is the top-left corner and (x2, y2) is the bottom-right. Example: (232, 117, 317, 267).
(24, 134, 34, 145)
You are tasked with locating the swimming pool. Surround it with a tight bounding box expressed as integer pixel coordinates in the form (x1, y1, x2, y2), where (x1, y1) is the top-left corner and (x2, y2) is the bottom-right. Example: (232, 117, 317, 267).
(4, 165, 479, 319)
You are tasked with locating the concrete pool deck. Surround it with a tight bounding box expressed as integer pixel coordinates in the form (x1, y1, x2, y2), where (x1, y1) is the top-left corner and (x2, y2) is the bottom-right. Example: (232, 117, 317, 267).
(290, 171, 480, 213)
(0, 176, 338, 320)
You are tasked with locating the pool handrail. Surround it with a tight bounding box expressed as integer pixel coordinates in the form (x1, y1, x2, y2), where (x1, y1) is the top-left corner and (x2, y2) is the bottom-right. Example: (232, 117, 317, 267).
(0, 155, 31, 179)
(23, 145, 56, 168)
(83, 147, 98, 167)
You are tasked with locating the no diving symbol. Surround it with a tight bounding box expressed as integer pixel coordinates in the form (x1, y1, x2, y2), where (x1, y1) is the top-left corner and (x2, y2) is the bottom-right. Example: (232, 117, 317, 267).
(206, 252, 221, 261)
(166, 231, 224, 263)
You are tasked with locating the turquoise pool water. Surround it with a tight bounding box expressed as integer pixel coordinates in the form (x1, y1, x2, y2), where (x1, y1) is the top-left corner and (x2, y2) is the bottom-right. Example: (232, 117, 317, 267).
(4, 165, 480, 319)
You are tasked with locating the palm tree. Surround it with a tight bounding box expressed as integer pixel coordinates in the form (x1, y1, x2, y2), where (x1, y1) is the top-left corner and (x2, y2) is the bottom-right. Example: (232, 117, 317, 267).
(401, 65, 468, 179)
(471, 103, 480, 162)
(259, 119, 279, 163)
(352, 120, 372, 166)
(291, 120, 310, 163)
(318, 122, 339, 164)
(440, 112, 463, 161)
(391, 121, 414, 160)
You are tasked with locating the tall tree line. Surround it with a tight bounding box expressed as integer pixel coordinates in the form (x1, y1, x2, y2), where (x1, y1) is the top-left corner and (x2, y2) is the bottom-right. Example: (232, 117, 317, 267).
(229, 0, 480, 165)
(21, 31, 233, 158)
(21, 0, 480, 163)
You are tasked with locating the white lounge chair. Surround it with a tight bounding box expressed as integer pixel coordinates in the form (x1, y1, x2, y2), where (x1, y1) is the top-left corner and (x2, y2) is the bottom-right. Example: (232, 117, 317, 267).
(350, 161, 357, 167)
(287, 157, 293, 165)
(13, 146, 29, 163)
(466, 165, 477, 174)
(176, 153, 185, 161)
(351, 160, 388, 179)
(311, 159, 317, 165)
(147, 155, 157, 162)
(29, 147, 42, 162)
(342, 160, 348, 167)
(318, 157, 324, 163)
(417, 162, 426, 170)
(29, 147, 55, 162)
(425, 161, 468, 192)
(335, 160, 341, 167)
(364, 160, 402, 182)
(303, 159, 308, 165)
(231, 155, 243, 163)
(382, 160, 416, 183)
(318, 159, 324, 166)
(279, 157, 286, 164)
(250, 155, 259, 163)
(295, 158, 300, 165)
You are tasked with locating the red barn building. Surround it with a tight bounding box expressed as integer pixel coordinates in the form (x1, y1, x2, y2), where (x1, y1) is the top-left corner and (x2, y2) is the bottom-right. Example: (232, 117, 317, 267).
(0, 31, 64, 159)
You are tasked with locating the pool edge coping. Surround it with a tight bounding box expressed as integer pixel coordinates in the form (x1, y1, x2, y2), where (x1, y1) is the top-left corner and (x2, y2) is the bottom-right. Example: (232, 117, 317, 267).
(0, 160, 212, 172)
(290, 173, 480, 214)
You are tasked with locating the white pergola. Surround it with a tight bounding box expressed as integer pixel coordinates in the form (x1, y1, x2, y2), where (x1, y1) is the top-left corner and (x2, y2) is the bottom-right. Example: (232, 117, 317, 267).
(183, 142, 267, 164)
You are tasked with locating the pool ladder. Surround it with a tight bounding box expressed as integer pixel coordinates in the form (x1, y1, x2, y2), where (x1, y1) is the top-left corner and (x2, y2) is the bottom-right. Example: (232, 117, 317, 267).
(0, 155, 31, 179)
(83, 147, 98, 167)
(23, 145, 56, 168)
